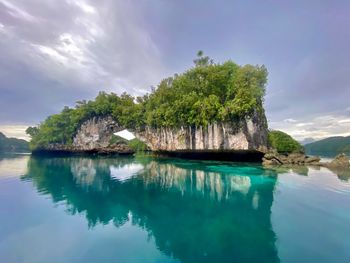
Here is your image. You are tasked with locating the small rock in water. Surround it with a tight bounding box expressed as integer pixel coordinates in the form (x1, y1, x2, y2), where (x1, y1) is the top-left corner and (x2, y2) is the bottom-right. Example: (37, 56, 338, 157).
(328, 153, 350, 169)
(305, 156, 321, 164)
(262, 152, 321, 166)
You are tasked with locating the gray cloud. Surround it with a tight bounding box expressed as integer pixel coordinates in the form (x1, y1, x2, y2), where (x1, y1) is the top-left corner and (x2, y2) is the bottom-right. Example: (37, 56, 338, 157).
(0, 0, 350, 140)
(270, 111, 350, 141)
(0, 0, 167, 124)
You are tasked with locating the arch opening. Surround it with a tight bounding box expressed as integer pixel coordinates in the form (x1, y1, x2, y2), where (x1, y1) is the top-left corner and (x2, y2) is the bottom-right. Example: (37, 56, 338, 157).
(114, 129, 135, 141)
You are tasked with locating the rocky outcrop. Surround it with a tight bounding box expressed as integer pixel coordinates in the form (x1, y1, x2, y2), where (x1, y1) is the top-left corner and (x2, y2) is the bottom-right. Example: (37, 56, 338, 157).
(263, 152, 350, 171)
(33, 116, 134, 155)
(73, 116, 124, 150)
(262, 152, 321, 166)
(136, 111, 268, 152)
(327, 153, 350, 169)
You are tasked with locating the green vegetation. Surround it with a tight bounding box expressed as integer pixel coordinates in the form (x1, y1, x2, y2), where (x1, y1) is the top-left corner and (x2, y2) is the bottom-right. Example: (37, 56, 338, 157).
(109, 135, 148, 152)
(109, 134, 129, 146)
(26, 93, 138, 149)
(0, 132, 29, 153)
(305, 136, 350, 154)
(128, 138, 148, 152)
(27, 52, 268, 149)
(268, 130, 303, 154)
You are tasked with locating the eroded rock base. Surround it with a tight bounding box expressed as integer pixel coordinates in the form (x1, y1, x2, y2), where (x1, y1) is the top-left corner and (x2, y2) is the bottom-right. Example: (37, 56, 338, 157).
(32, 144, 134, 156)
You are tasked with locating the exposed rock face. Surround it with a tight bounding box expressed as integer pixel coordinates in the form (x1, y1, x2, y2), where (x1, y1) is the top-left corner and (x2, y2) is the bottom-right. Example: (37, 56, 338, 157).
(262, 152, 350, 173)
(35, 111, 269, 156)
(73, 116, 124, 150)
(136, 111, 268, 152)
(33, 116, 134, 155)
(328, 153, 350, 169)
(262, 152, 321, 166)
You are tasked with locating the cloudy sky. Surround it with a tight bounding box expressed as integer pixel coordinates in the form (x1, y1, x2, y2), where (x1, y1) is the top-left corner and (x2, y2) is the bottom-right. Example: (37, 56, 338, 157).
(0, 0, 349, 141)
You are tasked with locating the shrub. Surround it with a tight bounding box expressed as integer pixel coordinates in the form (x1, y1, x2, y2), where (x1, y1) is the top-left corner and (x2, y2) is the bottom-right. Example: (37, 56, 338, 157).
(268, 130, 303, 154)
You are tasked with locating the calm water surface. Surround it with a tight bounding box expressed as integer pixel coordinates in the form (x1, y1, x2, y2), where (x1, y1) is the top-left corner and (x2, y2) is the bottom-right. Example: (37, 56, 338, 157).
(0, 154, 350, 263)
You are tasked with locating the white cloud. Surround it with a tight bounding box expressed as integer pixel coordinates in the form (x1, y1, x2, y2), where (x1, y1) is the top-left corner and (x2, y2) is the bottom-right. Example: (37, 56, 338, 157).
(0, 125, 29, 140)
(270, 114, 350, 141)
(283, 118, 297, 123)
(295, 122, 314, 127)
(0, 0, 167, 98)
(339, 119, 350, 124)
(70, 0, 96, 14)
(33, 44, 68, 65)
(1, 0, 36, 22)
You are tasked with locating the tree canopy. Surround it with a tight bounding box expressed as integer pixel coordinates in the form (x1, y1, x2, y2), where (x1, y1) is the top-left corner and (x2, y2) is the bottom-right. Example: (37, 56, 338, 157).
(27, 52, 268, 149)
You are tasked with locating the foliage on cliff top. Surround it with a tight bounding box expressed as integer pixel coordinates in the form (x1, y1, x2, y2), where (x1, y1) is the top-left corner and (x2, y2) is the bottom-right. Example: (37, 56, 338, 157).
(26, 52, 268, 148)
(268, 130, 304, 154)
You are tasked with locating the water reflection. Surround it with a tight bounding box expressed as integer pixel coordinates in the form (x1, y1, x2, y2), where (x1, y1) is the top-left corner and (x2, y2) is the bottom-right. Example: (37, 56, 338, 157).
(265, 164, 350, 181)
(0, 154, 30, 178)
(22, 156, 279, 263)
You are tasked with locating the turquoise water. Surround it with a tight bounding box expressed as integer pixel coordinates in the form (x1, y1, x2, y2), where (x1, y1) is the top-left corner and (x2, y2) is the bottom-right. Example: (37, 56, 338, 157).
(0, 155, 350, 263)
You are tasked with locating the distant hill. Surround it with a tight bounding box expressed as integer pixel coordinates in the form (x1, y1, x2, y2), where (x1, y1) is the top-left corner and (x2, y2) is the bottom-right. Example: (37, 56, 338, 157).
(0, 132, 29, 153)
(299, 137, 315, 145)
(304, 136, 350, 154)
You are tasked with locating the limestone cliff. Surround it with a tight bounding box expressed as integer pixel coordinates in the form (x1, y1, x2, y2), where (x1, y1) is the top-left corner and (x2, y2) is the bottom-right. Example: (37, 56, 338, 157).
(33, 110, 268, 157)
(33, 116, 133, 155)
(136, 110, 268, 152)
(73, 116, 123, 150)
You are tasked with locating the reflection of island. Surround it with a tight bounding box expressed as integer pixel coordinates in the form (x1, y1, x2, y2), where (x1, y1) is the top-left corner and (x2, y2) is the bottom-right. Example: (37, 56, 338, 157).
(23, 156, 279, 263)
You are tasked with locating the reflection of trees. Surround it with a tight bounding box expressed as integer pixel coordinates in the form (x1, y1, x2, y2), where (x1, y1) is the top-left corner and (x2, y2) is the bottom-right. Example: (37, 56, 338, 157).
(23, 156, 279, 263)
(23, 157, 134, 227)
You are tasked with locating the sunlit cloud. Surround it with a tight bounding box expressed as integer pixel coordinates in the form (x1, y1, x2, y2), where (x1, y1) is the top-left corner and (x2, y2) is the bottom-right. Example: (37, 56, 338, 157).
(283, 119, 297, 123)
(0, 125, 29, 140)
(270, 114, 350, 141)
(69, 0, 96, 14)
(1, 0, 36, 22)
